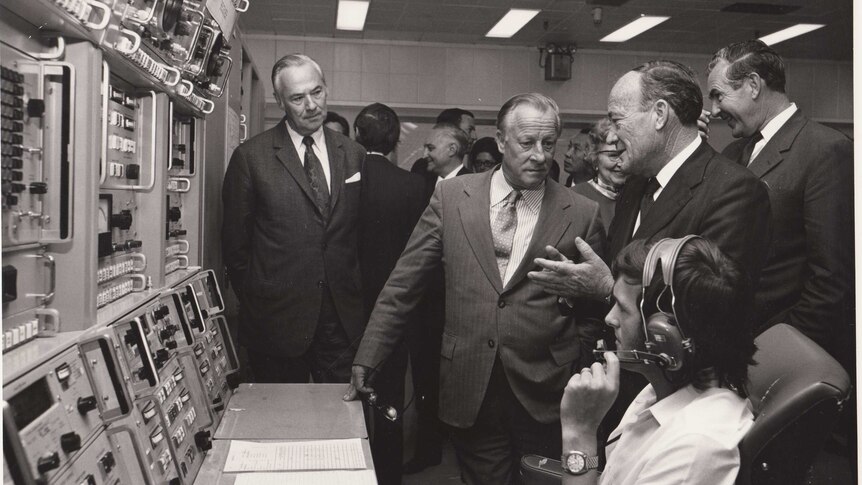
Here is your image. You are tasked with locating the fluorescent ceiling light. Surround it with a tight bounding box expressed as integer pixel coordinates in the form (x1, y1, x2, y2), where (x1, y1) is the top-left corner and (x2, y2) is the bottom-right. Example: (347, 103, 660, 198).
(337, 0, 369, 31)
(486, 9, 540, 38)
(758, 23, 825, 45)
(600, 15, 670, 42)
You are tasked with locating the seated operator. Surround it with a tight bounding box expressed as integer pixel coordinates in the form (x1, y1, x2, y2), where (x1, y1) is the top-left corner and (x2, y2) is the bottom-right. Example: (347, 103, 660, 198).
(558, 236, 756, 484)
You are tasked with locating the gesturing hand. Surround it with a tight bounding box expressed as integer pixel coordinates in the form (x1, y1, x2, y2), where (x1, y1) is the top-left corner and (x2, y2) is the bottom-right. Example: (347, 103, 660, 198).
(343, 365, 375, 401)
(528, 238, 613, 301)
(561, 352, 620, 435)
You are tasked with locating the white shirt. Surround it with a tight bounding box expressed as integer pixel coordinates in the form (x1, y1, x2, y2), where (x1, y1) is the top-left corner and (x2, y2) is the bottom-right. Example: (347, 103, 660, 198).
(436, 163, 464, 186)
(285, 121, 332, 190)
(489, 169, 544, 286)
(749, 103, 797, 165)
(600, 384, 753, 485)
(633, 135, 701, 235)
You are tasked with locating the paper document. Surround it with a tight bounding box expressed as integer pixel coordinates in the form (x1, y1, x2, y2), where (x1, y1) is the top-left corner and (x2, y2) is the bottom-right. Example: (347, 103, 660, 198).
(223, 439, 367, 472)
(233, 470, 377, 485)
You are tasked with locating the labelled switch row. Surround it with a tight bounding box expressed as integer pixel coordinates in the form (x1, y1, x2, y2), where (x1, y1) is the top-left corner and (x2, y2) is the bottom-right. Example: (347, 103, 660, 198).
(108, 86, 136, 108)
(123, 48, 172, 85)
(165, 242, 188, 257)
(97, 258, 140, 284)
(96, 279, 135, 307)
(53, 0, 96, 24)
(1, 319, 39, 351)
(108, 110, 135, 131)
(108, 135, 136, 153)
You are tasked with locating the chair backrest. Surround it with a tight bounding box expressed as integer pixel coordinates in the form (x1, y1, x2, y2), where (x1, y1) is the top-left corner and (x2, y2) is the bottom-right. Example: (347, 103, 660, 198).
(737, 324, 852, 485)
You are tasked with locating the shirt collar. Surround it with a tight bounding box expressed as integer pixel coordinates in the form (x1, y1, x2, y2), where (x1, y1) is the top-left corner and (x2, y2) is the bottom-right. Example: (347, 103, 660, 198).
(655, 135, 701, 189)
(285, 120, 324, 153)
(440, 163, 464, 180)
(759, 103, 797, 145)
(490, 168, 544, 214)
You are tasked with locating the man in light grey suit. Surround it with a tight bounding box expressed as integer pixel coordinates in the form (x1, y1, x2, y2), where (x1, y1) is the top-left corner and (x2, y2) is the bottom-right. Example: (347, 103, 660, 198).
(222, 54, 366, 384)
(346, 93, 606, 484)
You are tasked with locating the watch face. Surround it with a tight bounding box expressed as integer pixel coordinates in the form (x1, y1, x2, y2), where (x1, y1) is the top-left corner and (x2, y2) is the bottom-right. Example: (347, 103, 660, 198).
(566, 453, 586, 473)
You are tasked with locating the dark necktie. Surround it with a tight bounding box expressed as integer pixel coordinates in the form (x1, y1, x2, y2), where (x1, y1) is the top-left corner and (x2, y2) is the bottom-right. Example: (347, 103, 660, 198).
(740, 131, 763, 166)
(639, 178, 661, 220)
(302, 136, 330, 217)
(492, 189, 522, 280)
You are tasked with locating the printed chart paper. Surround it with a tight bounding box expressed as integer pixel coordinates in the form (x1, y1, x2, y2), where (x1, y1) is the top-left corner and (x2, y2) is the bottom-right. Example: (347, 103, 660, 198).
(223, 439, 366, 472)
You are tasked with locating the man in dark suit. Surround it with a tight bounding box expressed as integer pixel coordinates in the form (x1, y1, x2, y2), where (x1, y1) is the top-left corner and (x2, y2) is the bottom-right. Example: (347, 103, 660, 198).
(346, 93, 606, 484)
(222, 54, 366, 384)
(528, 60, 772, 451)
(706, 40, 853, 370)
(354, 103, 427, 485)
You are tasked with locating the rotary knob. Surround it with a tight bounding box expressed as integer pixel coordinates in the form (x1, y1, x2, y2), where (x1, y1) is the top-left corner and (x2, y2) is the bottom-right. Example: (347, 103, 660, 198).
(77, 396, 98, 415)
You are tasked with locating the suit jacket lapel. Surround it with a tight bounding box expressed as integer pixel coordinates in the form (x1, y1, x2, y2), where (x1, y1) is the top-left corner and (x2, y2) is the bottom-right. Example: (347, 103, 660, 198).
(504, 182, 571, 292)
(458, 172, 504, 293)
(633, 143, 711, 240)
(273, 122, 320, 211)
(748, 110, 805, 179)
(325, 130, 345, 212)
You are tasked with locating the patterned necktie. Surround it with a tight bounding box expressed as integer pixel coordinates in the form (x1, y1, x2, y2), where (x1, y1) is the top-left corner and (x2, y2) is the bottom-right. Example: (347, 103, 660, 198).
(492, 189, 522, 280)
(302, 136, 330, 217)
(639, 178, 661, 220)
(740, 131, 763, 166)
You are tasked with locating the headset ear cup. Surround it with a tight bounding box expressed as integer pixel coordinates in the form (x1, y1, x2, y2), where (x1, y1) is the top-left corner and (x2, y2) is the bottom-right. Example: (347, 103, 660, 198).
(645, 312, 685, 371)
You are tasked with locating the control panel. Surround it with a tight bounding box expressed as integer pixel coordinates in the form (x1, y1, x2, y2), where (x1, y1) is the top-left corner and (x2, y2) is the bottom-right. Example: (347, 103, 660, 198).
(107, 292, 216, 484)
(1, 43, 74, 248)
(174, 270, 238, 423)
(3, 345, 106, 482)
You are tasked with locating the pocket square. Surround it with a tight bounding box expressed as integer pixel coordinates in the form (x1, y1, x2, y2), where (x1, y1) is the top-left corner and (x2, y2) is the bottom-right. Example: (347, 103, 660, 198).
(345, 172, 362, 184)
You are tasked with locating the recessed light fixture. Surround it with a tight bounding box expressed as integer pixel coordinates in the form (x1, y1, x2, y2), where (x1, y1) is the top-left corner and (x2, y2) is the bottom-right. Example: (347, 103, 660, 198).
(758, 23, 825, 45)
(486, 9, 541, 38)
(337, 0, 370, 31)
(600, 15, 670, 42)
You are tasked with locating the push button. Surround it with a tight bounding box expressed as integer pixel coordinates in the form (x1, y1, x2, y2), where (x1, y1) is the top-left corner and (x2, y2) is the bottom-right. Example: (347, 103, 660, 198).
(497, 300, 506, 308)
(317, 280, 325, 288)
(488, 339, 495, 349)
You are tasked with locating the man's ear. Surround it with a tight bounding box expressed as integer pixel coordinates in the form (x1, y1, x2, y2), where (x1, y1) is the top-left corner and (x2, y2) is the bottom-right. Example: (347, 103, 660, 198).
(495, 130, 505, 154)
(746, 72, 763, 100)
(653, 99, 670, 130)
(273, 90, 285, 111)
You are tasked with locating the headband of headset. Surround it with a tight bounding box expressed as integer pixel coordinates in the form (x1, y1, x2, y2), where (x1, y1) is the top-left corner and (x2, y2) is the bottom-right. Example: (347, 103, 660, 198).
(639, 235, 702, 367)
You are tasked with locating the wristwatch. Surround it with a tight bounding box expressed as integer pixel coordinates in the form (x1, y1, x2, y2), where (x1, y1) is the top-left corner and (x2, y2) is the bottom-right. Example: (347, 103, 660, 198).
(561, 450, 599, 475)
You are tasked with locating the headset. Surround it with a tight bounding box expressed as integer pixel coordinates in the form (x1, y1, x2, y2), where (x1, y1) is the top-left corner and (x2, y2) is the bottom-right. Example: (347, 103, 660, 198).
(594, 235, 700, 371)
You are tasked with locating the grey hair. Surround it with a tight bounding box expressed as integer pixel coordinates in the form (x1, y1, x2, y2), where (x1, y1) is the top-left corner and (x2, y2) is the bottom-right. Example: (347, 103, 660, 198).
(271, 54, 326, 91)
(496, 93, 561, 136)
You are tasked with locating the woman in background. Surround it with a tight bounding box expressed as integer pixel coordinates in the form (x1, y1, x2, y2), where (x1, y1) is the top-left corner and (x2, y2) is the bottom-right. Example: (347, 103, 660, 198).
(573, 118, 627, 232)
(469, 136, 503, 173)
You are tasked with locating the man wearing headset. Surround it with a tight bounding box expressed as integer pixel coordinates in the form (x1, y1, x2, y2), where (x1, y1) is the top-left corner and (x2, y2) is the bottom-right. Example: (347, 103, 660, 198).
(559, 236, 756, 484)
